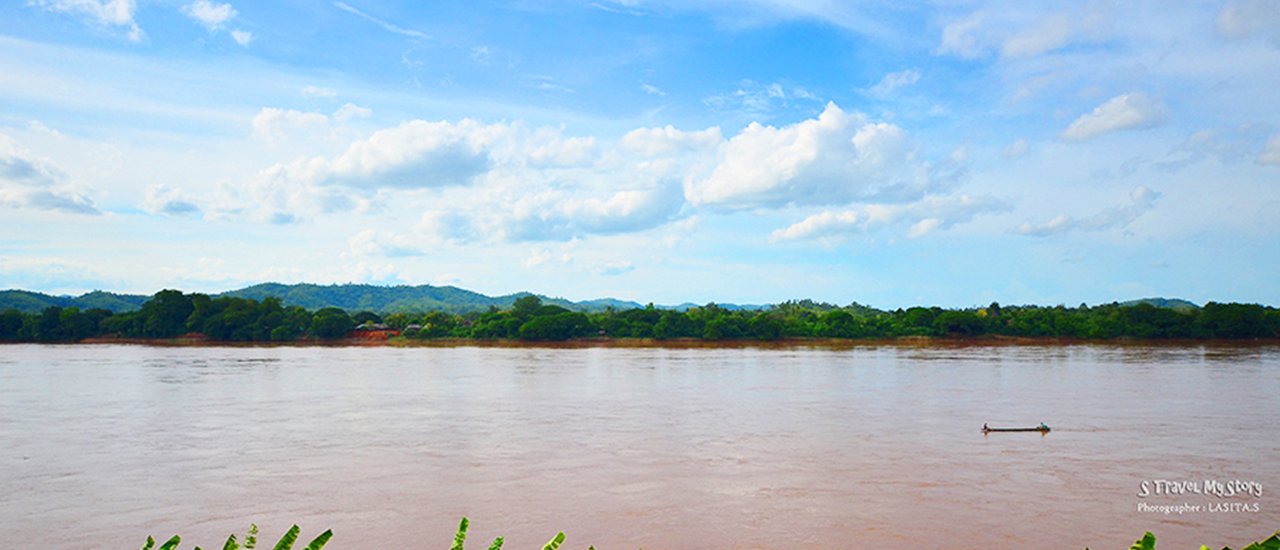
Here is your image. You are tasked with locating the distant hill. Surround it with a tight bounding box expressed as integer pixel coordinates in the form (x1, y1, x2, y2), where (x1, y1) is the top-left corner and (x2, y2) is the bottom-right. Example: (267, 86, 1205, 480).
(1, 284, 1205, 316)
(1118, 297, 1200, 311)
(0, 290, 149, 314)
(0, 283, 723, 314)
(220, 283, 652, 314)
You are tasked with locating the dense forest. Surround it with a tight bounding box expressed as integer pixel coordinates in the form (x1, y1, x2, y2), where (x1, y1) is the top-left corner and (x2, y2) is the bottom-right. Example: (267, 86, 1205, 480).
(1, 289, 1277, 343)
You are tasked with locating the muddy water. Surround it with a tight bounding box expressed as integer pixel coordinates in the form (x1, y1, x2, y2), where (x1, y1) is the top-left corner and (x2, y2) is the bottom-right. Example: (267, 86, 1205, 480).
(1, 343, 1276, 549)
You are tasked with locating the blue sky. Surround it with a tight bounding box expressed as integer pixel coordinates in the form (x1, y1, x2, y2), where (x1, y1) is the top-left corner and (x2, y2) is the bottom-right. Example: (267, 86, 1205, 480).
(1, 0, 1278, 308)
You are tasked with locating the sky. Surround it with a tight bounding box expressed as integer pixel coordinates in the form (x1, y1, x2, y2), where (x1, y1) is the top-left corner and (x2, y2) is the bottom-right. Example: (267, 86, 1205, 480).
(1, 0, 1278, 308)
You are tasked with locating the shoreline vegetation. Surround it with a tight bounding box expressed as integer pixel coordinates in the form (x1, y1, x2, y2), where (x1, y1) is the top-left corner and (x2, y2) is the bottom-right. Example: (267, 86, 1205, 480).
(2, 289, 1277, 345)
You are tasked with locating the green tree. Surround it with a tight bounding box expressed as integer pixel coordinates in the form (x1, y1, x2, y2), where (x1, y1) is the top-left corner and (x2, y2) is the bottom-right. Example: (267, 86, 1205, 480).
(518, 312, 591, 341)
(311, 307, 354, 339)
(0, 309, 25, 340)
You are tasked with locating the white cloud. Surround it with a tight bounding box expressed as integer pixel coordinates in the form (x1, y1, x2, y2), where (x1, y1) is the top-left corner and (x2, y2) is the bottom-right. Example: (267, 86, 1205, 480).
(687, 102, 929, 210)
(183, 0, 236, 30)
(592, 260, 635, 276)
(866, 69, 920, 97)
(333, 1, 429, 40)
(318, 119, 501, 188)
(769, 209, 860, 242)
(770, 194, 1006, 243)
(0, 133, 99, 215)
(498, 183, 685, 242)
(252, 107, 329, 142)
(703, 80, 820, 115)
(333, 102, 372, 122)
(301, 85, 338, 99)
(1017, 186, 1161, 236)
(641, 83, 666, 96)
(936, 12, 987, 58)
(235, 105, 967, 246)
(521, 127, 596, 167)
(1152, 126, 1271, 172)
(1001, 14, 1072, 58)
(33, 0, 143, 41)
(1260, 135, 1280, 165)
(1061, 93, 1166, 141)
(619, 125, 721, 157)
(141, 184, 201, 216)
(231, 29, 253, 46)
(348, 229, 427, 257)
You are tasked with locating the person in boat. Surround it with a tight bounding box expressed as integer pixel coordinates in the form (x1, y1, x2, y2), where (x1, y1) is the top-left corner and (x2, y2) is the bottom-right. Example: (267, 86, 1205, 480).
(1039, 422, 1049, 431)
(982, 423, 989, 432)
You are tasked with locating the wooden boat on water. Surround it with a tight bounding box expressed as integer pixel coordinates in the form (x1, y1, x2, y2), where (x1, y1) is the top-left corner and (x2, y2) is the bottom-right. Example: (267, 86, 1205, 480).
(982, 423, 1050, 434)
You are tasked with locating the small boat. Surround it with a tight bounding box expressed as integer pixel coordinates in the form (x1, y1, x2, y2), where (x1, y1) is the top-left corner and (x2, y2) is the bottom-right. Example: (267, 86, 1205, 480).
(982, 423, 1050, 434)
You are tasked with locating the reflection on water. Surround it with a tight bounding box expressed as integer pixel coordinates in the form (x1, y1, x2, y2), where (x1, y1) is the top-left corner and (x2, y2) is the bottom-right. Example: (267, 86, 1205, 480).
(0, 343, 1277, 549)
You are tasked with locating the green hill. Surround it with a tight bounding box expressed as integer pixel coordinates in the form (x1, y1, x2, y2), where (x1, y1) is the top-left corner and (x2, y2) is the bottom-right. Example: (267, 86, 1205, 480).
(0, 284, 645, 315)
(221, 283, 645, 314)
(0, 290, 149, 314)
(1118, 297, 1200, 311)
(2, 285, 1209, 317)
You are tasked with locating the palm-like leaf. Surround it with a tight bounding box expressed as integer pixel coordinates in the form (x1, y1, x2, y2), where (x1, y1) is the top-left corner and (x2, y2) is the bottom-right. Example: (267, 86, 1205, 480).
(451, 517, 470, 550)
(303, 529, 333, 550)
(158, 535, 183, 550)
(223, 534, 240, 550)
(141, 536, 157, 550)
(245, 524, 259, 550)
(541, 532, 566, 550)
(271, 525, 300, 550)
(486, 537, 504, 550)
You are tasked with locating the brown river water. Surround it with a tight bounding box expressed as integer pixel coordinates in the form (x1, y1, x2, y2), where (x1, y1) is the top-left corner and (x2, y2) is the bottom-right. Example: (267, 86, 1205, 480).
(1, 343, 1277, 549)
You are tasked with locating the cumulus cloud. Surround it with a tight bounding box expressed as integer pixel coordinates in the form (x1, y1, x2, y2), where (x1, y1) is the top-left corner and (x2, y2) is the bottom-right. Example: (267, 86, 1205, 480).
(32, 0, 143, 41)
(316, 119, 501, 188)
(686, 103, 929, 210)
(183, 0, 236, 30)
(142, 184, 201, 216)
(619, 125, 722, 157)
(333, 103, 372, 122)
(1016, 186, 1160, 236)
(238, 104, 965, 247)
(180, 0, 250, 46)
(1061, 93, 1166, 141)
(770, 194, 1007, 243)
(0, 133, 99, 215)
(1259, 135, 1280, 165)
(498, 183, 686, 242)
(866, 69, 920, 97)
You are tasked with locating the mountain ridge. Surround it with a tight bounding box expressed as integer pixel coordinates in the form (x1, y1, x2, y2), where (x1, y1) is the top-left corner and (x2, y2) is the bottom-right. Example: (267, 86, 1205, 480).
(0, 284, 1207, 315)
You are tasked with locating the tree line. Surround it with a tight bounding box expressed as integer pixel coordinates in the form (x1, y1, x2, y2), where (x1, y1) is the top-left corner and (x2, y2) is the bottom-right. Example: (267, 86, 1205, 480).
(1, 290, 1277, 343)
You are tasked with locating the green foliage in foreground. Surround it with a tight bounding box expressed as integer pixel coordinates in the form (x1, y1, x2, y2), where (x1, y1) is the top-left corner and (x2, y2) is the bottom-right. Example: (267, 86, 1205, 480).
(140, 521, 1277, 550)
(6, 289, 1279, 343)
(139, 524, 331, 550)
(1083, 530, 1280, 550)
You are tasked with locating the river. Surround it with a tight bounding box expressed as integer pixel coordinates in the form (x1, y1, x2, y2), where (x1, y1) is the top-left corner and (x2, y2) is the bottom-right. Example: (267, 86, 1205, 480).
(1, 343, 1276, 548)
